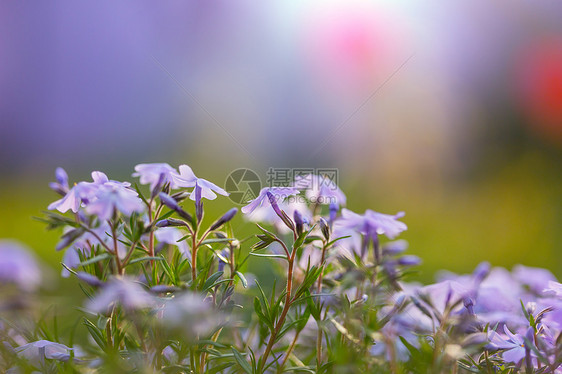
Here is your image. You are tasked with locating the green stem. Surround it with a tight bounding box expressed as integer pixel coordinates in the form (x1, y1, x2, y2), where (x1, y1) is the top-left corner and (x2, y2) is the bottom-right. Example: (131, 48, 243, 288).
(277, 329, 301, 373)
(111, 223, 124, 275)
(258, 257, 294, 373)
(316, 241, 328, 368)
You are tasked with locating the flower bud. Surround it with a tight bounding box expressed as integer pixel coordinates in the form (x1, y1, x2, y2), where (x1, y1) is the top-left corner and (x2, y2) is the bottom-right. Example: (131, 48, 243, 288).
(472, 261, 491, 284)
(55, 167, 69, 189)
(293, 210, 304, 236)
(382, 240, 408, 256)
(266, 191, 294, 231)
(397, 255, 421, 266)
(171, 191, 190, 202)
(217, 249, 230, 272)
(56, 228, 85, 251)
(156, 218, 189, 228)
(150, 173, 166, 199)
(76, 272, 104, 287)
(210, 208, 238, 231)
(159, 192, 180, 210)
(318, 217, 330, 242)
(159, 192, 193, 222)
(151, 285, 179, 293)
(49, 182, 67, 196)
(463, 296, 475, 315)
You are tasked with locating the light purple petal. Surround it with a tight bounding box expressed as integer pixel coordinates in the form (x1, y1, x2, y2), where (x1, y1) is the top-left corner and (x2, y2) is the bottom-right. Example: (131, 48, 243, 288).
(502, 346, 526, 364)
(91, 171, 109, 184)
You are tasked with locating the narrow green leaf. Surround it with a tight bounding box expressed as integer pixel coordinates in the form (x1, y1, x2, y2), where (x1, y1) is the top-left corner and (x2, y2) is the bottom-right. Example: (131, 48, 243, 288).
(83, 318, 106, 350)
(201, 238, 235, 245)
(293, 224, 317, 250)
(326, 235, 351, 247)
(78, 253, 112, 267)
(231, 347, 253, 374)
(235, 271, 248, 288)
(249, 252, 287, 260)
(202, 271, 224, 292)
(127, 256, 164, 265)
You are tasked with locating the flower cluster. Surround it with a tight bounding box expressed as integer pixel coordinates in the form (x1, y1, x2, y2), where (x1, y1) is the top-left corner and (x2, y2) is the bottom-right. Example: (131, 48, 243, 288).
(0, 163, 560, 373)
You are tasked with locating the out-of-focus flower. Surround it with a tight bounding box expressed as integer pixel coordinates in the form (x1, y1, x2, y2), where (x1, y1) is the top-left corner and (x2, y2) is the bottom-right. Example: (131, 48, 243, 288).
(488, 326, 535, 364)
(76, 272, 104, 287)
(330, 224, 362, 258)
(0, 240, 41, 291)
(241, 187, 299, 214)
(516, 41, 562, 144)
(297, 244, 324, 270)
(154, 227, 190, 258)
(370, 320, 419, 362)
(397, 255, 422, 266)
(512, 265, 557, 295)
(61, 247, 81, 278)
(338, 208, 407, 239)
(160, 293, 218, 339)
(172, 165, 228, 201)
(420, 280, 473, 314)
(133, 163, 179, 190)
(382, 240, 409, 256)
(49, 167, 70, 196)
(59, 222, 111, 277)
(15, 340, 73, 365)
(86, 277, 155, 314)
(293, 174, 347, 207)
(544, 281, 562, 297)
(85, 183, 145, 221)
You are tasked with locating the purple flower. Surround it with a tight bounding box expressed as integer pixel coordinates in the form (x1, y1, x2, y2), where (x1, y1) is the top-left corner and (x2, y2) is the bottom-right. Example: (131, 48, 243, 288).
(330, 224, 363, 259)
(15, 340, 73, 365)
(58, 222, 111, 277)
(160, 292, 218, 338)
(382, 240, 409, 256)
(172, 164, 229, 201)
(154, 227, 190, 258)
(241, 187, 299, 214)
(293, 173, 346, 207)
(55, 167, 69, 187)
(86, 277, 155, 314)
(488, 326, 535, 364)
(133, 163, 179, 190)
(544, 281, 562, 297)
(48, 170, 130, 213)
(370, 320, 419, 362)
(513, 265, 557, 295)
(0, 240, 41, 291)
(420, 280, 474, 314)
(48, 181, 98, 213)
(85, 183, 145, 221)
(338, 208, 407, 240)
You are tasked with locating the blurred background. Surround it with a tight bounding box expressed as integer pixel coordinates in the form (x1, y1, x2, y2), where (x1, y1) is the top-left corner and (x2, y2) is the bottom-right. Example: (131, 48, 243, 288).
(1, 0, 561, 283)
